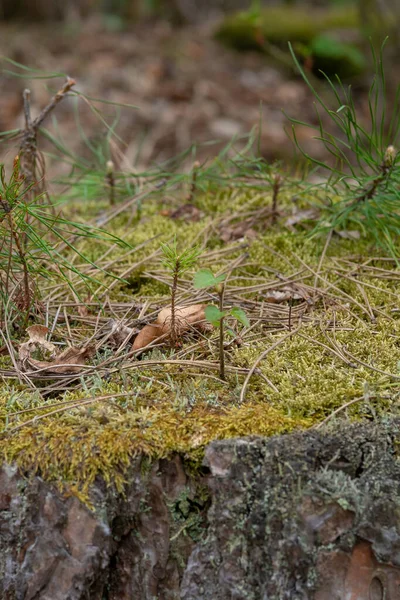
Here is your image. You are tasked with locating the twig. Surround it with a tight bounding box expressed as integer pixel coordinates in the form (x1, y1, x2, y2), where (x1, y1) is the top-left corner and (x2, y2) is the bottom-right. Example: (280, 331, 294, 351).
(314, 229, 332, 293)
(271, 173, 282, 225)
(20, 78, 76, 193)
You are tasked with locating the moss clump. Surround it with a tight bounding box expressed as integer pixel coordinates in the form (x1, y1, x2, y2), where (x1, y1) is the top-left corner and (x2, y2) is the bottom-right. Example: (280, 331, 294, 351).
(1, 399, 306, 500)
(216, 5, 360, 50)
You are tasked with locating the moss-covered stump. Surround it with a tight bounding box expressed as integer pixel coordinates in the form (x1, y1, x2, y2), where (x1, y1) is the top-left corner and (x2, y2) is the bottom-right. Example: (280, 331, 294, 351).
(0, 455, 209, 600)
(2, 421, 400, 599)
(183, 421, 400, 599)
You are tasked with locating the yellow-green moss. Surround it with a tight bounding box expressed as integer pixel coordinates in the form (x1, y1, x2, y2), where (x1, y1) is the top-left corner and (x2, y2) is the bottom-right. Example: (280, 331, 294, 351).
(2, 183, 400, 501)
(216, 5, 360, 51)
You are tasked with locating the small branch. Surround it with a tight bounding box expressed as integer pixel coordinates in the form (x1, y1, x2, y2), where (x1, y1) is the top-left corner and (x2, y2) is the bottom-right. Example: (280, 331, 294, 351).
(23, 89, 32, 129)
(33, 77, 76, 130)
(20, 77, 76, 195)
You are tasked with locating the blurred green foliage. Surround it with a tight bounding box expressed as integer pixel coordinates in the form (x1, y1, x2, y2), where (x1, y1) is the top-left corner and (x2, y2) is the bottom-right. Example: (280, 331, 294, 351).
(216, 3, 368, 79)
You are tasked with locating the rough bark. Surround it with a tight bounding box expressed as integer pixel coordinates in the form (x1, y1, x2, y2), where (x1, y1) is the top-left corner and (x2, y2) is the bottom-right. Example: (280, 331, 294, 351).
(2, 421, 400, 599)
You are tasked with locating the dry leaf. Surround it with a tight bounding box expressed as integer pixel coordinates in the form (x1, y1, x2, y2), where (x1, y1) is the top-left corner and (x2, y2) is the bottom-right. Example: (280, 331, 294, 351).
(27, 345, 95, 374)
(19, 325, 56, 363)
(219, 223, 257, 243)
(133, 304, 210, 351)
(19, 325, 94, 373)
(133, 324, 164, 351)
(265, 286, 310, 303)
(169, 203, 202, 222)
(106, 319, 138, 348)
(157, 304, 209, 334)
(285, 209, 318, 228)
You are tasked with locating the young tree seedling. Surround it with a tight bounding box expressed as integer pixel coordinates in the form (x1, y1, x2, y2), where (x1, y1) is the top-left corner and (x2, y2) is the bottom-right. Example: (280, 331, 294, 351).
(161, 238, 201, 346)
(105, 160, 115, 206)
(193, 268, 249, 380)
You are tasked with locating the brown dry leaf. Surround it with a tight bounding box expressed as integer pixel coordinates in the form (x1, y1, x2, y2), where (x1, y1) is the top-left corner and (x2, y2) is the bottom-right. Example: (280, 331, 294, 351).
(106, 319, 138, 348)
(265, 286, 309, 304)
(27, 345, 95, 374)
(219, 222, 257, 243)
(157, 304, 209, 334)
(133, 304, 210, 352)
(285, 209, 318, 228)
(19, 325, 56, 363)
(133, 323, 164, 351)
(169, 203, 202, 222)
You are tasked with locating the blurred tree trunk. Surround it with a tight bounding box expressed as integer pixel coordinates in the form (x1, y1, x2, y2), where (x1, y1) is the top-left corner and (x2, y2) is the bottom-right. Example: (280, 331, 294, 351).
(0, 0, 96, 20)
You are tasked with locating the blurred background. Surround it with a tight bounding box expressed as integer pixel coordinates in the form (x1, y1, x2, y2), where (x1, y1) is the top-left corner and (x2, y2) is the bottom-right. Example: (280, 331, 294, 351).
(0, 0, 399, 174)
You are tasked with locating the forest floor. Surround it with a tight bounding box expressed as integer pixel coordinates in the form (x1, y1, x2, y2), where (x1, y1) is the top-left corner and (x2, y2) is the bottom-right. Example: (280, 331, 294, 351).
(0, 17, 342, 172)
(0, 17, 399, 502)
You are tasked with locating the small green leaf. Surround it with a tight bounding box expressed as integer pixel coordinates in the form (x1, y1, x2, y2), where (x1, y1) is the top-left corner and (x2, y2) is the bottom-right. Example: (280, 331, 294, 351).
(193, 269, 226, 289)
(205, 305, 226, 326)
(230, 307, 250, 327)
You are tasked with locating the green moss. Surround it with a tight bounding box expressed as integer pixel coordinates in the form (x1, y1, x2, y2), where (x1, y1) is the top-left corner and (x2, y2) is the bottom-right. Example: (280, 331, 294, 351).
(216, 5, 360, 51)
(1, 181, 400, 501)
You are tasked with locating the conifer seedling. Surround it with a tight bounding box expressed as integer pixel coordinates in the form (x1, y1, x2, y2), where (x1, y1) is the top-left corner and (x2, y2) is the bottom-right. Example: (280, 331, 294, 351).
(161, 238, 201, 346)
(193, 268, 249, 380)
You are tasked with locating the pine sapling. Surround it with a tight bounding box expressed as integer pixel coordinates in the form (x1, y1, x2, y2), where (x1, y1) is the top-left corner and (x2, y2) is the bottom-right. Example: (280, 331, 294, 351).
(161, 239, 201, 346)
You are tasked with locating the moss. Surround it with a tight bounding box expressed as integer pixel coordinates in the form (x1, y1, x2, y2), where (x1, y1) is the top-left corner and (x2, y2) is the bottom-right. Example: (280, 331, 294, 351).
(216, 5, 360, 52)
(168, 486, 209, 543)
(1, 181, 400, 501)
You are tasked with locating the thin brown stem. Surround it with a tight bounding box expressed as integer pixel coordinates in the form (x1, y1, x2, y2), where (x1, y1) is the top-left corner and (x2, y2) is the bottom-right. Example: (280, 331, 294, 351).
(355, 147, 395, 204)
(106, 160, 115, 205)
(170, 266, 179, 346)
(7, 213, 31, 316)
(187, 161, 200, 204)
(218, 290, 225, 381)
(271, 174, 282, 224)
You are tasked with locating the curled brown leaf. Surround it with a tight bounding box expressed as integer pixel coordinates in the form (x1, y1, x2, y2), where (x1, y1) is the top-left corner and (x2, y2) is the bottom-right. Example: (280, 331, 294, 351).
(27, 345, 95, 374)
(19, 325, 56, 364)
(132, 324, 164, 351)
(133, 304, 210, 351)
(157, 304, 209, 334)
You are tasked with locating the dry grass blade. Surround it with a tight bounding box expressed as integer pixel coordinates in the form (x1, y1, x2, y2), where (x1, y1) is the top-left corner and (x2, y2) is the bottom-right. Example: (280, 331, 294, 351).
(314, 396, 365, 430)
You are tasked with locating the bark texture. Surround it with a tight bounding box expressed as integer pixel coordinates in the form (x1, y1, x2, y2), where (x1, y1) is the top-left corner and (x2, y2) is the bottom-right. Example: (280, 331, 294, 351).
(2, 422, 400, 599)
